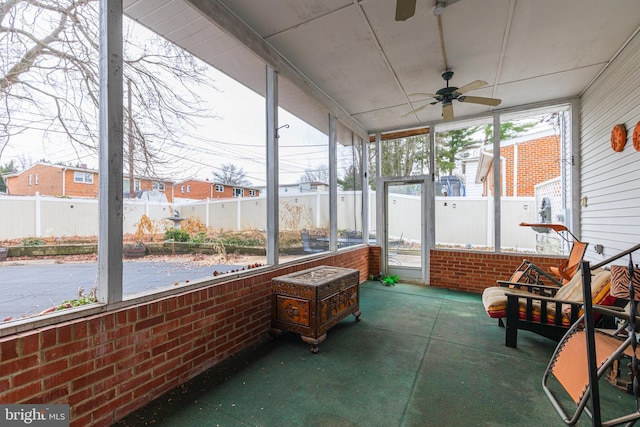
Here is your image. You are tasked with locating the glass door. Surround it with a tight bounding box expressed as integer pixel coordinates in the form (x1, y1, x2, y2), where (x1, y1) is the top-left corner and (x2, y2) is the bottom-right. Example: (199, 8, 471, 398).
(382, 177, 428, 282)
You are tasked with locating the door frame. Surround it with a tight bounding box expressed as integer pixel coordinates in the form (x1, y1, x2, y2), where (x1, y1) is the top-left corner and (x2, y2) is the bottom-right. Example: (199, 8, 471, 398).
(378, 176, 431, 284)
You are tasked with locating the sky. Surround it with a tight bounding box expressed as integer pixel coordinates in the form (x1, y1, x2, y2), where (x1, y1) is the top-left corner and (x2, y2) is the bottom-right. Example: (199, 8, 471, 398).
(2, 65, 334, 187)
(1, 10, 339, 187)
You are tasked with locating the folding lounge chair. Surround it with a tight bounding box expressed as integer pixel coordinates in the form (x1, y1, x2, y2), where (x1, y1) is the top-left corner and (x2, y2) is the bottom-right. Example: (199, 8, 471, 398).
(543, 244, 640, 426)
(520, 222, 588, 284)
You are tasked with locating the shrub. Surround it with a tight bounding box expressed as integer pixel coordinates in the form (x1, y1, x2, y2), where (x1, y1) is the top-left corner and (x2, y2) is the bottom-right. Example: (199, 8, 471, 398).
(164, 228, 191, 242)
(22, 238, 44, 246)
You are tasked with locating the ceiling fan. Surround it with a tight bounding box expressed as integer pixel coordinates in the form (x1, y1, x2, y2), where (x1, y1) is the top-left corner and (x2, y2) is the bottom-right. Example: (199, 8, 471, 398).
(395, 0, 463, 21)
(403, 70, 501, 121)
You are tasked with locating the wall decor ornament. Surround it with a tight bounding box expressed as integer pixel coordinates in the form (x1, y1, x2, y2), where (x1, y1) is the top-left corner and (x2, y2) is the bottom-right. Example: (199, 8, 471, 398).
(610, 124, 627, 152)
(633, 121, 640, 152)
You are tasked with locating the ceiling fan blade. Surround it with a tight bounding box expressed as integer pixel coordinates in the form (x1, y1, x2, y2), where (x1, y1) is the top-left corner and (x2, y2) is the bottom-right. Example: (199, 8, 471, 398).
(455, 80, 488, 95)
(395, 0, 417, 21)
(458, 95, 502, 106)
(409, 92, 439, 98)
(442, 104, 454, 121)
(401, 103, 431, 118)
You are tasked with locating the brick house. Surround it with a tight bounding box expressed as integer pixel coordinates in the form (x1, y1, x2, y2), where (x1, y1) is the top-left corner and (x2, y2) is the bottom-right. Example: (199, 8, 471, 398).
(4, 162, 174, 201)
(173, 179, 260, 201)
(473, 129, 561, 197)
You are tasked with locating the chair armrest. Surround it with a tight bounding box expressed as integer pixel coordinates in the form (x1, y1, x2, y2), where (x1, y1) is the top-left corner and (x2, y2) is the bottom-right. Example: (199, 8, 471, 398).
(594, 305, 640, 322)
(497, 281, 562, 296)
(522, 260, 564, 287)
(504, 291, 581, 307)
(497, 280, 560, 290)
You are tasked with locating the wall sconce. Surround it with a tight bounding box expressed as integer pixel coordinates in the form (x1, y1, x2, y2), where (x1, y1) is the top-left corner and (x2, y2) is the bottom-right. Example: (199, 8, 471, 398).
(594, 244, 604, 255)
(523, 204, 528, 210)
(452, 203, 457, 208)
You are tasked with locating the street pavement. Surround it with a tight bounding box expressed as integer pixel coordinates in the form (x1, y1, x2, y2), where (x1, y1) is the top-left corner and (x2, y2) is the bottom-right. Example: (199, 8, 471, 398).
(0, 260, 244, 322)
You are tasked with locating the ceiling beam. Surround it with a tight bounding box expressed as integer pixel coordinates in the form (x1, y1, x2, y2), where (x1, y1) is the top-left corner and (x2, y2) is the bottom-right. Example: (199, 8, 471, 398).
(368, 127, 430, 142)
(185, 0, 368, 140)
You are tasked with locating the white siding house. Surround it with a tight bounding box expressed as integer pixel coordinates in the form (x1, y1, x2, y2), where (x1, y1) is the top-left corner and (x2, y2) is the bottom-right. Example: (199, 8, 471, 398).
(580, 30, 640, 262)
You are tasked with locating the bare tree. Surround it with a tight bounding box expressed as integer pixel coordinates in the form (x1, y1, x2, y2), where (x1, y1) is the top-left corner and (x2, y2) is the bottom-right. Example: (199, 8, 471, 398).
(0, 0, 219, 177)
(212, 163, 251, 186)
(299, 164, 329, 184)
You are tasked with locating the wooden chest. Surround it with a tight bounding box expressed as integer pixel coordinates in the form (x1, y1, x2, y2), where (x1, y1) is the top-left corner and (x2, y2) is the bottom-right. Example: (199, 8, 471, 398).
(271, 266, 361, 353)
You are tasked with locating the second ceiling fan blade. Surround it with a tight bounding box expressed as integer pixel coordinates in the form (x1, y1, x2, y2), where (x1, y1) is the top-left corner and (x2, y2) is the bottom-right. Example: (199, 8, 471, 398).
(409, 92, 439, 98)
(442, 104, 454, 121)
(458, 95, 502, 106)
(455, 80, 488, 94)
(395, 0, 417, 21)
(401, 103, 431, 118)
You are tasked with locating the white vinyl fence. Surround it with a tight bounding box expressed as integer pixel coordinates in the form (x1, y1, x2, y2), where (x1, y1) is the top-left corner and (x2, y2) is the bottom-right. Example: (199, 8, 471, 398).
(0, 192, 539, 251)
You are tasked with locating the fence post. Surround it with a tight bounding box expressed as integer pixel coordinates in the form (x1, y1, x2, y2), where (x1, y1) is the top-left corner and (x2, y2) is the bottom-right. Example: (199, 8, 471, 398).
(206, 199, 210, 227)
(35, 192, 42, 237)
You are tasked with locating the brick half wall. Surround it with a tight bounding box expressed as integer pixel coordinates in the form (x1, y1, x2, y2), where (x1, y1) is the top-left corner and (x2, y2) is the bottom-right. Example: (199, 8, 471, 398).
(0, 247, 373, 427)
(429, 248, 563, 293)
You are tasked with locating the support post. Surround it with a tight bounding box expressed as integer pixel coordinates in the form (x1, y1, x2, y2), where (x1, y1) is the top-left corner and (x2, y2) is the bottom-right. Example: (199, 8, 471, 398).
(98, 0, 123, 304)
(266, 66, 279, 265)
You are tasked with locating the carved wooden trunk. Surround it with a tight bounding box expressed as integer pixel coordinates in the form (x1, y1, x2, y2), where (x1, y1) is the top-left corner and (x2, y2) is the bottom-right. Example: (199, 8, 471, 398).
(271, 266, 361, 353)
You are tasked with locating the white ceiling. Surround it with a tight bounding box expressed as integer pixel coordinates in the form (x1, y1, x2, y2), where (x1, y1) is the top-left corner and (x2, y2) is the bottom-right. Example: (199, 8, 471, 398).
(123, 0, 640, 137)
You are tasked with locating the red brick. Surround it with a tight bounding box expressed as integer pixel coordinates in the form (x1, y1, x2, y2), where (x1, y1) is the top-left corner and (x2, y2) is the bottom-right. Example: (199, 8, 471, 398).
(44, 338, 91, 362)
(67, 386, 92, 406)
(0, 381, 42, 403)
(151, 318, 180, 336)
(1, 353, 38, 378)
(72, 365, 114, 391)
(88, 317, 103, 335)
(73, 323, 88, 340)
(0, 339, 19, 363)
(73, 389, 115, 419)
(94, 324, 133, 346)
(70, 342, 114, 366)
(57, 325, 73, 344)
(12, 358, 67, 388)
(115, 349, 147, 371)
(135, 315, 165, 332)
(132, 375, 165, 400)
(92, 369, 133, 395)
(119, 372, 152, 394)
(71, 413, 93, 427)
(44, 361, 94, 389)
(19, 332, 41, 356)
(30, 385, 69, 404)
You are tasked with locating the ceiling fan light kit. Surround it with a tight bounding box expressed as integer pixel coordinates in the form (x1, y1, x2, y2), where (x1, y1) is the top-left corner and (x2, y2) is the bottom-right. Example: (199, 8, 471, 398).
(432, 2, 446, 16)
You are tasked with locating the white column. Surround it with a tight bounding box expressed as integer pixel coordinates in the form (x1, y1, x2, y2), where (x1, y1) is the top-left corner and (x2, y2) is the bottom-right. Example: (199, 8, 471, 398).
(98, 0, 123, 304)
(266, 66, 279, 265)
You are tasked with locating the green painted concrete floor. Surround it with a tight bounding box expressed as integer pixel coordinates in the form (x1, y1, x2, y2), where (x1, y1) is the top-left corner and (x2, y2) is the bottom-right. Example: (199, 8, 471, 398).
(114, 281, 637, 427)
